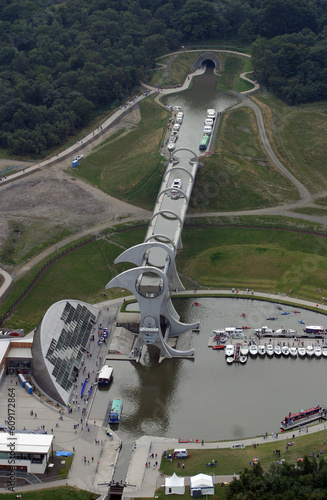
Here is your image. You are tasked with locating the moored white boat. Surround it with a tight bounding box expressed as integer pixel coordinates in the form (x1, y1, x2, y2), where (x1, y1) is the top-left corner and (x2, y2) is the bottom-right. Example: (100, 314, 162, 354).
(298, 347, 306, 357)
(306, 345, 314, 357)
(240, 355, 247, 364)
(225, 344, 234, 357)
(322, 346, 327, 358)
(290, 347, 297, 357)
(274, 345, 282, 356)
(207, 108, 216, 119)
(255, 326, 274, 336)
(281, 346, 290, 356)
(240, 344, 249, 356)
(266, 344, 274, 357)
(249, 345, 258, 356)
(314, 346, 322, 358)
(276, 328, 297, 336)
(258, 345, 266, 356)
(226, 356, 234, 364)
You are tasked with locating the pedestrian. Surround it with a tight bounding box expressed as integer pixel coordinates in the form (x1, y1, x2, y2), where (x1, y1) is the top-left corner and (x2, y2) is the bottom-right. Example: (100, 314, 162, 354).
(92, 457, 94, 462)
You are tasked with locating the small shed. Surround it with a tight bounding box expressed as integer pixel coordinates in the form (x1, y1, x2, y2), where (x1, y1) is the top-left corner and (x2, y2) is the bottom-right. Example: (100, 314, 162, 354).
(165, 473, 185, 495)
(190, 473, 214, 497)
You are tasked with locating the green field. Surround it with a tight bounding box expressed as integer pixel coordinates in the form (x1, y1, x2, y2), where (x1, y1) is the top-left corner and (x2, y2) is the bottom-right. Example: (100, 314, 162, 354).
(177, 224, 327, 300)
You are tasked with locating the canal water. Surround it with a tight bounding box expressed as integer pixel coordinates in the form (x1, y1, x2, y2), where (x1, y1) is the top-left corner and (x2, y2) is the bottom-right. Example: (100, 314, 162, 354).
(92, 296, 327, 479)
(162, 63, 238, 153)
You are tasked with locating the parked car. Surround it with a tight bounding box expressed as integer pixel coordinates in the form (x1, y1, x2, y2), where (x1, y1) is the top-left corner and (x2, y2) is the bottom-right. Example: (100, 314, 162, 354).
(73, 154, 83, 161)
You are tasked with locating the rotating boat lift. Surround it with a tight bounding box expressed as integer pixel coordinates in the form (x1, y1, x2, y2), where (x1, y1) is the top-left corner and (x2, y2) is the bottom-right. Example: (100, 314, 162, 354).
(106, 148, 202, 361)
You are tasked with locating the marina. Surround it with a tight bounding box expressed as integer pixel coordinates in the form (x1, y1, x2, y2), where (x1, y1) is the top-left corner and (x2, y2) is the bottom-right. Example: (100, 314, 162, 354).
(208, 310, 327, 364)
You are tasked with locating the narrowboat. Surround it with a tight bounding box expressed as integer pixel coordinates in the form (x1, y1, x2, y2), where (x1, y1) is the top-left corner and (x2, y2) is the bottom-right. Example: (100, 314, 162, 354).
(199, 135, 210, 150)
(281, 405, 323, 428)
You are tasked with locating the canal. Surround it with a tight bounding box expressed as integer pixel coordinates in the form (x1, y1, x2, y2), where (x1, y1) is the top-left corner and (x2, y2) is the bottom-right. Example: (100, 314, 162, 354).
(162, 61, 238, 153)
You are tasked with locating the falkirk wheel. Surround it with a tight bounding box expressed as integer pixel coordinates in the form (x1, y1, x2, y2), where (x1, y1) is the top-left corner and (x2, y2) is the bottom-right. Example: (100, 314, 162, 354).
(106, 148, 202, 362)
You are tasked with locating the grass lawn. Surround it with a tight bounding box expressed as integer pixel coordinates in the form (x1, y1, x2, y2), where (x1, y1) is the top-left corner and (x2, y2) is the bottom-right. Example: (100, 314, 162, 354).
(71, 99, 168, 211)
(217, 54, 253, 93)
(253, 93, 327, 194)
(190, 107, 299, 212)
(159, 430, 327, 477)
(177, 224, 327, 301)
(0, 486, 97, 500)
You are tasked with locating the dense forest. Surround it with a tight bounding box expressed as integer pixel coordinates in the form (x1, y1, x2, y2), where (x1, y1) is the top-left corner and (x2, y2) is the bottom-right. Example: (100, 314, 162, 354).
(227, 456, 327, 499)
(0, 0, 326, 156)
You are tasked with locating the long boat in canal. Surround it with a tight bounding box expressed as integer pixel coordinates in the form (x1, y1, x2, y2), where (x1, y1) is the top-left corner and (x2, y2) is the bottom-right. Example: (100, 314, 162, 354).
(280, 405, 327, 430)
(199, 134, 210, 150)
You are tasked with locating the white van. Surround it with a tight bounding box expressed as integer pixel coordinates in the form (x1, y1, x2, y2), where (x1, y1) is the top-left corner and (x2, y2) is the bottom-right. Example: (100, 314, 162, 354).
(174, 448, 188, 459)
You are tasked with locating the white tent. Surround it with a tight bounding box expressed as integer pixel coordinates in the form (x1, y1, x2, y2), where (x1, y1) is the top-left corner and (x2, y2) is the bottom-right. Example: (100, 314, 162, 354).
(165, 473, 185, 495)
(190, 473, 214, 496)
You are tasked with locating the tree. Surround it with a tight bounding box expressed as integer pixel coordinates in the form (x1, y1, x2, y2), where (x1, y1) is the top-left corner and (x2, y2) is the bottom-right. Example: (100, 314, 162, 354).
(181, 0, 217, 40)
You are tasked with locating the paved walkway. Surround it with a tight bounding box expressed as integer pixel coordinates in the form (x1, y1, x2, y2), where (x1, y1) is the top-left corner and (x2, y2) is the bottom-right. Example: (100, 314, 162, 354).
(0, 300, 125, 495)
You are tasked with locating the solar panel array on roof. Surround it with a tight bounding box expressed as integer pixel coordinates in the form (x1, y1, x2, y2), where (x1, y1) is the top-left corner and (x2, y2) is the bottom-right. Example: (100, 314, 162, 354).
(45, 302, 96, 392)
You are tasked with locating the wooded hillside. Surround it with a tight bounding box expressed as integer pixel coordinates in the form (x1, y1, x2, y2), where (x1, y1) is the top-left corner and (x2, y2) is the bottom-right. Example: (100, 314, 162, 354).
(0, 0, 326, 156)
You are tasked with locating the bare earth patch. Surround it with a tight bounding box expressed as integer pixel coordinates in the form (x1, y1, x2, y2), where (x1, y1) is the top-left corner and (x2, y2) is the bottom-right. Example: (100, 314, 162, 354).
(0, 107, 150, 264)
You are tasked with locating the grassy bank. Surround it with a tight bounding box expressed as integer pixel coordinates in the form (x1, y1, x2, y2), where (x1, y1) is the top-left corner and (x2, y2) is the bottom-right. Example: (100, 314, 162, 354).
(177, 222, 327, 301)
(190, 107, 299, 212)
(2, 226, 146, 332)
(217, 53, 253, 93)
(159, 430, 327, 476)
(71, 98, 168, 211)
(253, 92, 327, 194)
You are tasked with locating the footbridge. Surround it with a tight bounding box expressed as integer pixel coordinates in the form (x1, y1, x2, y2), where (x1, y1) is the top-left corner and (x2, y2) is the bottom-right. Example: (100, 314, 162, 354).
(106, 148, 201, 361)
